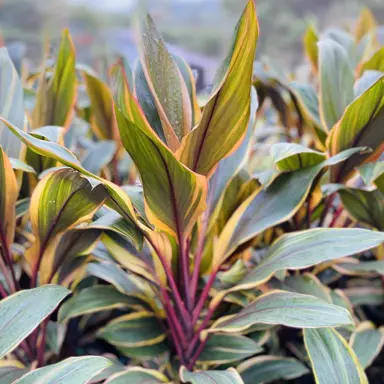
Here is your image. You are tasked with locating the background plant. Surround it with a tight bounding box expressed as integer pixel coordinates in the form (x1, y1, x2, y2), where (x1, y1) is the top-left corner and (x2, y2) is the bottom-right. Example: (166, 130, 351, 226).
(0, 1, 384, 383)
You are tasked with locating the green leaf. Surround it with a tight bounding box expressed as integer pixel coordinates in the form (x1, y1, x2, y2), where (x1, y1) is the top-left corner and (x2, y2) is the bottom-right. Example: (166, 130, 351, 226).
(31, 30, 76, 130)
(14, 356, 111, 384)
(58, 285, 144, 323)
(115, 107, 206, 237)
(350, 322, 384, 369)
(235, 228, 384, 291)
(0, 48, 24, 158)
(198, 334, 263, 365)
(360, 47, 384, 74)
(0, 285, 70, 358)
(271, 143, 326, 171)
(327, 76, 384, 182)
(304, 24, 319, 72)
(237, 355, 309, 384)
(180, 367, 244, 384)
(0, 361, 28, 384)
(339, 188, 384, 230)
(83, 72, 118, 141)
(105, 367, 169, 384)
(304, 328, 368, 384)
(9, 158, 36, 174)
(139, 14, 192, 148)
(335, 261, 384, 276)
(98, 311, 165, 349)
(319, 39, 354, 131)
(28, 168, 107, 283)
(215, 148, 366, 264)
(208, 291, 353, 335)
(177, 0, 259, 176)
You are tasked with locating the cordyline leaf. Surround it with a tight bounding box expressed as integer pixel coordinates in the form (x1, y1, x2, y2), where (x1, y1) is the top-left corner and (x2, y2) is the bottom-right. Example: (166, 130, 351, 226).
(228, 228, 384, 294)
(180, 367, 245, 384)
(177, 0, 259, 176)
(58, 285, 144, 323)
(139, 13, 191, 149)
(0, 147, 17, 248)
(359, 47, 384, 75)
(354, 70, 383, 98)
(14, 356, 111, 384)
(214, 148, 366, 265)
(338, 187, 384, 230)
(237, 355, 309, 384)
(31, 29, 76, 130)
(304, 24, 319, 72)
(9, 158, 36, 174)
(105, 367, 169, 384)
(84, 71, 119, 141)
(0, 285, 70, 359)
(0, 360, 28, 383)
(358, 161, 384, 190)
(207, 291, 353, 336)
(81, 140, 116, 175)
(304, 328, 368, 384)
(115, 107, 206, 237)
(318, 39, 355, 131)
(198, 334, 263, 365)
(335, 261, 384, 276)
(98, 311, 166, 348)
(350, 322, 384, 369)
(327, 75, 384, 182)
(0, 117, 138, 224)
(0, 48, 24, 158)
(27, 168, 107, 283)
(270, 143, 326, 171)
(355, 8, 377, 42)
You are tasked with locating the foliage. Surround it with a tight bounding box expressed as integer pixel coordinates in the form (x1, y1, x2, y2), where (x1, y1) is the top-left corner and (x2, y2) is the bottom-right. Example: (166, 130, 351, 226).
(0, 1, 383, 383)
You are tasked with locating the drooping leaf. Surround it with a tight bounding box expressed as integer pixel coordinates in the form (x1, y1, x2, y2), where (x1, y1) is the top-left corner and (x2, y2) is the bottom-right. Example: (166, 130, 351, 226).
(9, 158, 36, 174)
(27, 168, 107, 283)
(115, 107, 206, 237)
(237, 355, 309, 384)
(198, 334, 263, 365)
(0, 285, 70, 358)
(14, 356, 111, 384)
(0, 48, 24, 158)
(232, 228, 384, 293)
(208, 291, 353, 335)
(180, 367, 245, 384)
(177, 0, 259, 176)
(58, 285, 144, 323)
(304, 328, 368, 384)
(327, 76, 384, 182)
(358, 161, 384, 191)
(105, 367, 169, 384)
(139, 14, 192, 149)
(350, 322, 384, 369)
(214, 149, 366, 265)
(270, 143, 326, 171)
(31, 30, 76, 130)
(318, 39, 354, 131)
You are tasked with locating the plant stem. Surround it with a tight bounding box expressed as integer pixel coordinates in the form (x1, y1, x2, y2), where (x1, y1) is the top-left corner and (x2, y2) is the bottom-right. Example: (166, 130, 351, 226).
(0, 249, 16, 293)
(37, 319, 49, 367)
(0, 222, 19, 291)
(329, 206, 343, 227)
(318, 193, 336, 227)
(192, 271, 217, 324)
(0, 280, 7, 298)
(178, 232, 193, 313)
(187, 337, 209, 370)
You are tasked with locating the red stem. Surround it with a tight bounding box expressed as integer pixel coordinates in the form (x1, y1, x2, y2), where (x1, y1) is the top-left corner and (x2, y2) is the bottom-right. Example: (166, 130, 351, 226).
(192, 271, 217, 324)
(187, 337, 209, 370)
(318, 193, 336, 227)
(37, 319, 48, 367)
(0, 280, 8, 298)
(0, 222, 19, 292)
(329, 206, 344, 228)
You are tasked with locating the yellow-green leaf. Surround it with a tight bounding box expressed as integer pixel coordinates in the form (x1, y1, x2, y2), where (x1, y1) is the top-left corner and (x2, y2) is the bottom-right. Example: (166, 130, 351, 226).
(105, 367, 169, 384)
(177, 0, 259, 176)
(304, 24, 319, 72)
(115, 107, 206, 237)
(180, 367, 244, 384)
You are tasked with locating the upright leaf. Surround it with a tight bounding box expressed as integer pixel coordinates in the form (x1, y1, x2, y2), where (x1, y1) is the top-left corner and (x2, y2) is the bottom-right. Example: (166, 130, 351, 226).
(115, 107, 206, 237)
(139, 14, 192, 149)
(31, 30, 76, 130)
(304, 24, 319, 72)
(355, 8, 377, 42)
(319, 39, 354, 131)
(327, 76, 384, 182)
(177, 0, 259, 176)
(304, 328, 368, 384)
(0, 48, 24, 158)
(0, 285, 70, 358)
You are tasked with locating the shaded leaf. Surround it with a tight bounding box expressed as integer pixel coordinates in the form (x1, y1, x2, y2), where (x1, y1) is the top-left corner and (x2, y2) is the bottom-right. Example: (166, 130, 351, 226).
(180, 367, 244, 384)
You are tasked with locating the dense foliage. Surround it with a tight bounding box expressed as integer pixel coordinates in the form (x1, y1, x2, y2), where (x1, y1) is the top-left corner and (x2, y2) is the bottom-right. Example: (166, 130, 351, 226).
(0, 1, 383, 383)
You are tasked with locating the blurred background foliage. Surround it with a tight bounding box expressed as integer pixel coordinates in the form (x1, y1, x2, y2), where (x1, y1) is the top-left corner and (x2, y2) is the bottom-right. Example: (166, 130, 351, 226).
(0, 0, 383, 72)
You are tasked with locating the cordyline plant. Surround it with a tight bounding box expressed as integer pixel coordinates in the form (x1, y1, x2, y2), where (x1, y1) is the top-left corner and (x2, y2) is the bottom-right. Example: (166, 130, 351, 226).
(0, 1, 384, 383)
